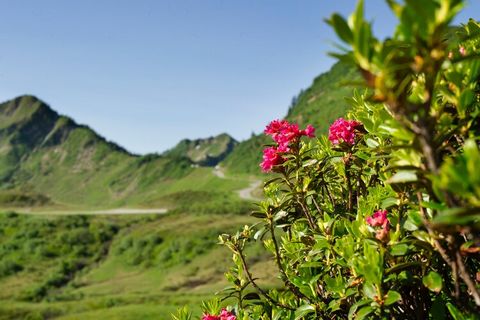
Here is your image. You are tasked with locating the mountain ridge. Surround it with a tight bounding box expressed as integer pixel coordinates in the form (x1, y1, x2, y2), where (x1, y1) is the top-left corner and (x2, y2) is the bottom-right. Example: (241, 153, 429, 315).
(0, 60, 358, 208)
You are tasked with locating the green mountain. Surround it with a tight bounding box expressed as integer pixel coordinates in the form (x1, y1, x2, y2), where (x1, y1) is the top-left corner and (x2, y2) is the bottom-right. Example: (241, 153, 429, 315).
(163, 133, 237, 166)
(222, 61, 360, 174)
(0, 61, 359, 208)
(0, 96, 218, 208)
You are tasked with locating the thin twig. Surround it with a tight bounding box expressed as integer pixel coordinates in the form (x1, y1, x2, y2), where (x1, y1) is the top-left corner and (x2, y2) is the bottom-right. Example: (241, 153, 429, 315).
(456, 251, 480, 306)
(269, 221, 311, 302)
(234, 244, 294, 310)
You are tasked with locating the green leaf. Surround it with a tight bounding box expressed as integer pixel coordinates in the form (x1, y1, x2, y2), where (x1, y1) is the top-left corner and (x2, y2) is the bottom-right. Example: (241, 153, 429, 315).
(365, 137, 380, 148)
(327, 13, 353, 44)
(406, 210, 423, 228)
(446, 302, 466, 320)
(458, 88, 475, 116)
(348, 299, 371, 320)
(423, 271, 443, 293)
(356, 306, 374, 320)
(433, 207, 480, 226)
(295, 304, 316, 320)
(273, 210, 288, 221)
(387, 171, 418, 184)
(381, 197, 397, 209)
(384, 290, 402, 306)
(390, 243, 409, 256)
(251, 211, 266, 218)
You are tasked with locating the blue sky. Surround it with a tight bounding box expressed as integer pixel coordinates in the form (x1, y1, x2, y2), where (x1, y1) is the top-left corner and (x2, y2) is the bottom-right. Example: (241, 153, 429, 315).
(0, 1, 478, 154)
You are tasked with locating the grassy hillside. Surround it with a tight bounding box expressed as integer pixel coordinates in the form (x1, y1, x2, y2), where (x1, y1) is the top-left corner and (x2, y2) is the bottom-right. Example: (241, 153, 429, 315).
(222, 61, 360, 174)
(0, 96, 250, 210)
(0, 211, 275, 320)
(0, 61, 359, 206)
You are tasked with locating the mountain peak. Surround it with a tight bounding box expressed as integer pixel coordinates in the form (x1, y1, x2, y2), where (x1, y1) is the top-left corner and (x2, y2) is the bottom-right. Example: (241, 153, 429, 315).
(164, 133, 238, 166)
(0, 95, 59, 127)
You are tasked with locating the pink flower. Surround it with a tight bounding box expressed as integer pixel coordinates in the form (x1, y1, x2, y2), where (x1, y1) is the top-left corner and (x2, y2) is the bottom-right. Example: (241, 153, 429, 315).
(220, 308, 236, 320)
(328, 118, 361, 146)
(303, 124, 316, 138)
(264, 119, 315, 150)
(201, 309, 236, 320)
(264, 119, 290, 136)
(366, 209, 388, 227)
(260, 147, 284, 172)
(367, 210, 390, 242)
(261, 119, 315, 172)
(375, 220, 390, 241)
(459, 46, 467, 56)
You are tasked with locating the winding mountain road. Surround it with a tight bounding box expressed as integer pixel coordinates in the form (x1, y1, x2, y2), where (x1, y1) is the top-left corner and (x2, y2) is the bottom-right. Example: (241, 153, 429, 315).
(18, 208, 168, 215)
(213, 167, 262, 200)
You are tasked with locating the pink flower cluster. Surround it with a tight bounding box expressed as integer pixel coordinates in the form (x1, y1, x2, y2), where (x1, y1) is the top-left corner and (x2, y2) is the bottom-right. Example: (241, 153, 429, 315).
(366, 209, 390, 241)
(202, 309, 236, 320)
(328, 118, 361, 146)
(261, 146, 285, 172)
(260, 119, 315, 172)
(265, 119, 315, 152)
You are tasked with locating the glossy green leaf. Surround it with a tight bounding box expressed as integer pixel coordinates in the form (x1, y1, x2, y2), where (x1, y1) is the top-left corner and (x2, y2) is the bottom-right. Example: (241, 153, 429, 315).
(327, 13, 353, 44)
(387, 171, 418, 184)
(384, 290, 402, 306)
(423, 271, 443, 293)
(390, 243, 409, 256)
(356, 306, 374, 320)
(446, 302, 466, 320)
(294, 304, 315, 320)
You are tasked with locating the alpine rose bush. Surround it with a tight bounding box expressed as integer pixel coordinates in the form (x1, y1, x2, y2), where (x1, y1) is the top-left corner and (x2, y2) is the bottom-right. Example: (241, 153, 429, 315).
(173, 1, 480, 319)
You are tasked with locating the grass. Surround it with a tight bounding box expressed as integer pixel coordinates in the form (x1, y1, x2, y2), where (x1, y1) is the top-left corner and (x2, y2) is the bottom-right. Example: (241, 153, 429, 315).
(0, 210, 278, 320)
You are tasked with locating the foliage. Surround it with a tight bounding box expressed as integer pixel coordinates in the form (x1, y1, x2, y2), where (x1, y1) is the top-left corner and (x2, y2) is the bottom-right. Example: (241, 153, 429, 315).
(180, 1, 480, 319)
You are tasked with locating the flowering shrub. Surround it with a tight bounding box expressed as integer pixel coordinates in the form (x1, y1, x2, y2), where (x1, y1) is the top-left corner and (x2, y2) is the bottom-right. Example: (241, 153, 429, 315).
(173, 0, 480, 319)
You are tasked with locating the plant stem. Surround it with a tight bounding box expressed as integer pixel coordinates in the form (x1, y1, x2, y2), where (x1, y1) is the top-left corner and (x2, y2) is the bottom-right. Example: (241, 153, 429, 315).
(344, 156, 354, 212)
(234, 244, 294, 310)
(269, 220, 311, 302)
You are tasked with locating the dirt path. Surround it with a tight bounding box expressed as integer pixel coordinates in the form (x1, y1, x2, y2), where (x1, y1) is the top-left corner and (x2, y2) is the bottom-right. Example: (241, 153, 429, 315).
(237, 180, 262, 200)
(212, 167, 262, 200)
(18, 208, 168, 215)
(213, 166, 225, 178)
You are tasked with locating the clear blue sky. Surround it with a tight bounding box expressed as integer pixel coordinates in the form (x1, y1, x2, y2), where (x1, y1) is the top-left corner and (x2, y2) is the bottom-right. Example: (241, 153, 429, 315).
(0, 1, 478, 154)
